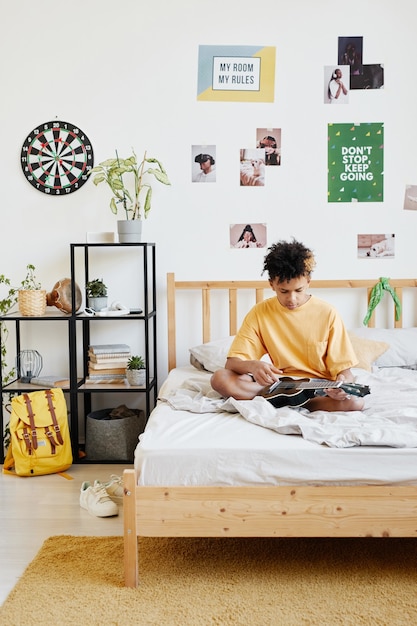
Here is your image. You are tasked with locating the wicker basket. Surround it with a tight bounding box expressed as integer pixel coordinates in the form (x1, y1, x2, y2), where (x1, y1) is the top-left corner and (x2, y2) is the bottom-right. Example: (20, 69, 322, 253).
(18, 290, 47, 316)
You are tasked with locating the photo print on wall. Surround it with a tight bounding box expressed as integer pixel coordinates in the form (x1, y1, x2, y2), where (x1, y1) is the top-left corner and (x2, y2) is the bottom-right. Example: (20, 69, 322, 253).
(240, 149, 265, 186)
(192, 145, 216, 183)
(357, 234, 395, 259)
(324, 65, 350, 104)
(230, 223, 267, 248)
(338, 37, 363, 78)
(256, 128, 281, 165)
(328, 122, 384, 202)
(403, 185, 417, 211)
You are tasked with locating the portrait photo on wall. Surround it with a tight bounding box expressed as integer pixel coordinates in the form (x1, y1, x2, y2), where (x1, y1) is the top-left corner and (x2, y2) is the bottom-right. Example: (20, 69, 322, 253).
(256, 128, 281, 165)
(350, 64, 384, 90)
(230, 223, 267, 248)
(357, 233, 395, 259)
(324, 65, 350, 104)
(338, 36, 363, 77)
(240, 149, 265, 186)
(403, 185, 417, 211)
(192, 145, 216, 183)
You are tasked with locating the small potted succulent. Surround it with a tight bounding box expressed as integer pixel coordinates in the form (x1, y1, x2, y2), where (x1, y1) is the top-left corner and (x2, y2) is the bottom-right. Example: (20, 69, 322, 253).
(18, 264, 46, 316)
(86, 278, 108, 312)
(126, 355, 146, 386)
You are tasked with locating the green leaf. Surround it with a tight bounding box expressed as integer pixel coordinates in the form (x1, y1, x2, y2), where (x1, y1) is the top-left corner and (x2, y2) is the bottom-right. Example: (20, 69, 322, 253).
(110, 198, 118, 215)
(146, 158, 168, 175)
(143, 187, 152, 217)
(92, 174, 105, 186)
(98, 158, 118, 167)
(124, 156, 137, 167)
(147, 168, 171, 185)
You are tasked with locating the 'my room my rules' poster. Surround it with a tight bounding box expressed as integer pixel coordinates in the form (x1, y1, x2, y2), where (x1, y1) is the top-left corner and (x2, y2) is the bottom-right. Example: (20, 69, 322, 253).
(328, 122, 384, 202)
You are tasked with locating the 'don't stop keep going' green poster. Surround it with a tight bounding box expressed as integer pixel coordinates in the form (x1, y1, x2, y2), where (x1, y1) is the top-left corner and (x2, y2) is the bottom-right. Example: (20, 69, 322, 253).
(328, 122, 384, 202)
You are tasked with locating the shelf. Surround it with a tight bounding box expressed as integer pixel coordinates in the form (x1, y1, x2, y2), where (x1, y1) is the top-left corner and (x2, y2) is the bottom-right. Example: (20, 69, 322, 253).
(77, 377, 156, 391)
(1, 380, 72, 392)
(0, 309, 72, 322)
(0, 242, 157, 465)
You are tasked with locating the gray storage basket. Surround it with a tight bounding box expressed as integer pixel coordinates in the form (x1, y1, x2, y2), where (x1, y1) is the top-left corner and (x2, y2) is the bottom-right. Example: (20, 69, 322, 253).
(85, 407, 146, 461)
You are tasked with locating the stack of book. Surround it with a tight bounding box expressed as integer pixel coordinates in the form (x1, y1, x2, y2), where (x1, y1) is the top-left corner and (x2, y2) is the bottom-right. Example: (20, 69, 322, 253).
(85, 343, 131, 384)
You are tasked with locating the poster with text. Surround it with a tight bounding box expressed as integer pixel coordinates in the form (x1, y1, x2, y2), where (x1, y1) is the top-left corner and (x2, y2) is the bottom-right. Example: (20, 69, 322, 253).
(328, 122, 384, 203)
(197, 45, 276, 102)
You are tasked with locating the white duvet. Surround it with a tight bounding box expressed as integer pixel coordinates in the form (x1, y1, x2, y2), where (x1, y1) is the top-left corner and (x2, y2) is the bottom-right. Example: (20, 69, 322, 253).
(164, 367, 417, 448)
(135, 366, 417, 487)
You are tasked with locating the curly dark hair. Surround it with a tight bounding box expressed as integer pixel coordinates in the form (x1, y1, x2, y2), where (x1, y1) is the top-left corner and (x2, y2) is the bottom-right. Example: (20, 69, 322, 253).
(263, 239, 316, 281)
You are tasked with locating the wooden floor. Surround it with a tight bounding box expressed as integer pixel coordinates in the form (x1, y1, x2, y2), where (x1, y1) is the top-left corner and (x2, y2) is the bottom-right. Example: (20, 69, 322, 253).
(0, 463, 130, 605)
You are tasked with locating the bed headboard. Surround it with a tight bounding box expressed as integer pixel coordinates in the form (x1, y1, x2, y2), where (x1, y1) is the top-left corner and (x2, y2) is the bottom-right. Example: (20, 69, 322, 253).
(167, 273, 417, 371)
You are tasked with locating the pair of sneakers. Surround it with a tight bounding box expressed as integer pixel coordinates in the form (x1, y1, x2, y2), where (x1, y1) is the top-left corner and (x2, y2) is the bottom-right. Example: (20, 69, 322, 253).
(80, 474, 123, 518)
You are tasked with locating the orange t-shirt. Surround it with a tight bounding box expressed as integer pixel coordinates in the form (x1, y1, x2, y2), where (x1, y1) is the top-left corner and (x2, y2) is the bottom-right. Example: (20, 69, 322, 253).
(227, 295, 358, 380)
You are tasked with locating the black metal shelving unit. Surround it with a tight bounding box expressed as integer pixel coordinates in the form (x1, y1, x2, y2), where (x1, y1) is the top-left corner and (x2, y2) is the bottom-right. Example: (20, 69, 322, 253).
(0, 242, 157, 464)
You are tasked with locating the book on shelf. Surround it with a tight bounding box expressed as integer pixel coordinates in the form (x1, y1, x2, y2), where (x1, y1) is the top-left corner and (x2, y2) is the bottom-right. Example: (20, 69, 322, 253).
(89, 344, 130, 356)
(88, 355, 129, 367)
(88, 366, 126, 376)
(84, 376, 126, 385)
(29, 376, 70, 388)
(87, 371, 126, 379)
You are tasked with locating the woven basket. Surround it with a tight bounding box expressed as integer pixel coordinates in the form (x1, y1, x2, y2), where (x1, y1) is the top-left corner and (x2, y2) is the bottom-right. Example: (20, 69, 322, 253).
(18, 290, 47, 316)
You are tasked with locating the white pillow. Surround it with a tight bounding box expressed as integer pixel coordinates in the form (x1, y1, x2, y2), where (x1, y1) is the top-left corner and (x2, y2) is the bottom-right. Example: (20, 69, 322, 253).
(350, 327, 417, 367)
(189, 336, 274, 372)
(189, 336, 234, 372)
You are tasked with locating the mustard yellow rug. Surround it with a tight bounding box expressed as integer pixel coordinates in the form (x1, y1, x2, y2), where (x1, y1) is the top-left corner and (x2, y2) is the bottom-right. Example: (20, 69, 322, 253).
(1, 535, 417, 625)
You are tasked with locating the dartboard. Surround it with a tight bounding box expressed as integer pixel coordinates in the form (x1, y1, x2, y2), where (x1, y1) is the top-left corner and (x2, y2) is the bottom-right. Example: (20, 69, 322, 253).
(20, 120, 94, 195)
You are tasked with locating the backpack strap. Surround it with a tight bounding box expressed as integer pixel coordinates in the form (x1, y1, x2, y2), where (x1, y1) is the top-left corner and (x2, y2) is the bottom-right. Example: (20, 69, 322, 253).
(23, 393, 38, 450)
(44, 427, 57, 454)
(22, 427, 33, 454)
(45, 390, 64, 445)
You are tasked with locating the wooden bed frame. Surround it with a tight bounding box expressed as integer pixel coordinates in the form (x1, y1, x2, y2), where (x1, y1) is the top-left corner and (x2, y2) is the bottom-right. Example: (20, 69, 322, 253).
(123, 274, 417, 587)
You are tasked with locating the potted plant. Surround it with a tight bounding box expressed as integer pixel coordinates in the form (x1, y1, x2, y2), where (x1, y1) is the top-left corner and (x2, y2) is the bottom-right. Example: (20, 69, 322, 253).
(125, 355, 146, 386)
(0, 273, 17, 453)
(86, 278, 108, 312)
(88, 149, 171, 243)
(18, 264, 46, 316)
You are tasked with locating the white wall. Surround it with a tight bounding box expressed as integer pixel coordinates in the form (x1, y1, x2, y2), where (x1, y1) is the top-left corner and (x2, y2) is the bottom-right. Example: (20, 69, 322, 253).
(1, 0, 417, 386)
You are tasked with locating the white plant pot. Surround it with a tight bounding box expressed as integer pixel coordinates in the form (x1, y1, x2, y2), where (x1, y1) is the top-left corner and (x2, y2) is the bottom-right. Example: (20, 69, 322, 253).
(87, 296, 108, 312)
(126, 369, 146, 386)
(117, 220, 142, 243)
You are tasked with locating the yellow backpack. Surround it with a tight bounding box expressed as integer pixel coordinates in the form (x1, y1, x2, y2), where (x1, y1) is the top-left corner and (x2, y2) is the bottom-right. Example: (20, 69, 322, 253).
(3, 388, 73, 476)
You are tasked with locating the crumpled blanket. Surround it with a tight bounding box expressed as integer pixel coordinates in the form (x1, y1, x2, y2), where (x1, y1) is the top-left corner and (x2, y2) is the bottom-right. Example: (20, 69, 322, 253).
(163, 372, 417, 448)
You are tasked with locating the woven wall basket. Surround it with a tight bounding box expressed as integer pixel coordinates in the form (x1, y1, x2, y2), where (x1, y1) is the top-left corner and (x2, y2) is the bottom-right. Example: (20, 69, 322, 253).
(18, 290, 47, 316)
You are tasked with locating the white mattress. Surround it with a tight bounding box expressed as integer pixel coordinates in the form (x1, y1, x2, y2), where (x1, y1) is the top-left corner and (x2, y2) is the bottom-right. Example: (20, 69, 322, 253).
(135, 365, 417, 486)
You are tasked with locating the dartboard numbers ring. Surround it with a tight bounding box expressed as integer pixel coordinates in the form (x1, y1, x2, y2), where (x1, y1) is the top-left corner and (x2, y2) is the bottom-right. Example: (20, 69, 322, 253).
(21, 120, 94, 195)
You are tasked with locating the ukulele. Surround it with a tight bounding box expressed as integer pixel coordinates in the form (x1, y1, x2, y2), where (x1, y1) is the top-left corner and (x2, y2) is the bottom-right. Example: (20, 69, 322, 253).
(259, 376, 371, 408)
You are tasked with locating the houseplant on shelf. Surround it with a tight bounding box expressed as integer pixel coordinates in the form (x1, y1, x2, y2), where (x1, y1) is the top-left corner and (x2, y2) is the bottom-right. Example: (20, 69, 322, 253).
(126, 355, 146, 386)
(0, 272, 18, 453)
(89, 149, 171, 243)
(86, 278, 108, 312)
(18, 264, 46, 316)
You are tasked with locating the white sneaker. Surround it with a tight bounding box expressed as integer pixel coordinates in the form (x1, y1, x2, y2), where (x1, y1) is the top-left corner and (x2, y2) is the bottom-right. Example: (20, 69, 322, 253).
(80, 481, 119, 517)
(96, 475, 124, 505)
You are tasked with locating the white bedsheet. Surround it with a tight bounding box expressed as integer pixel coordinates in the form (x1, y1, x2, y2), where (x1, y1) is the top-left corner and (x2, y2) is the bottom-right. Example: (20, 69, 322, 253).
(135, 366, 417, 486)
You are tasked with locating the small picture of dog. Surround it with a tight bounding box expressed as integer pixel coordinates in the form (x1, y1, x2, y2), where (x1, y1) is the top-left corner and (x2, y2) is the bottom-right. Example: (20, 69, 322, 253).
(251, 159, 265, 178)
(366, 234, 395, 257)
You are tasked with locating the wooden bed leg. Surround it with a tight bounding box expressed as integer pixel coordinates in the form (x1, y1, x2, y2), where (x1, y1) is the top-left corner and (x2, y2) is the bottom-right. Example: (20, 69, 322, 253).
(123, 469, 138, 587)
